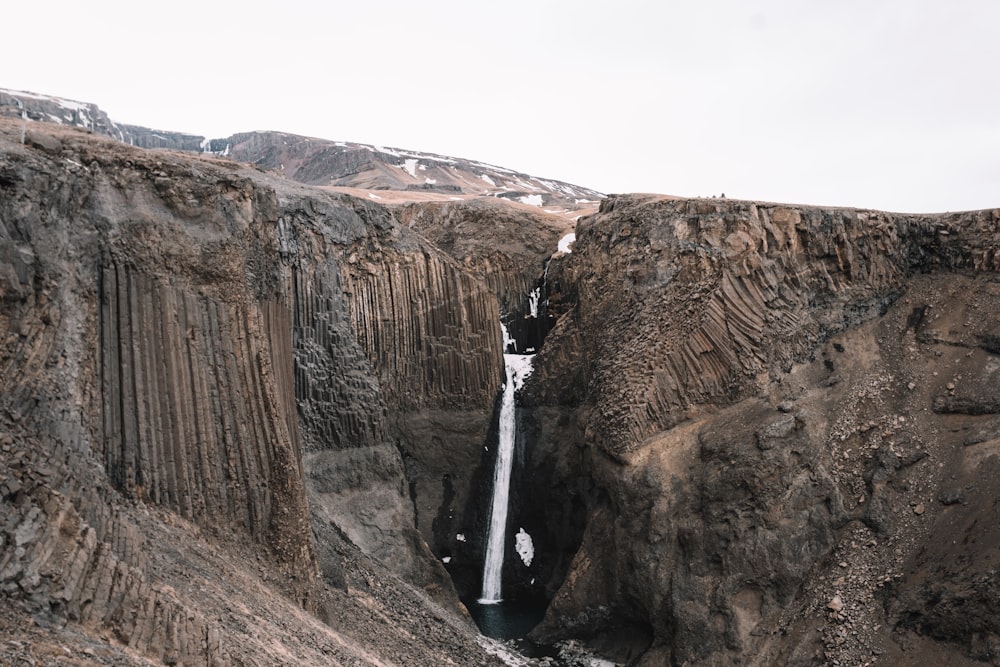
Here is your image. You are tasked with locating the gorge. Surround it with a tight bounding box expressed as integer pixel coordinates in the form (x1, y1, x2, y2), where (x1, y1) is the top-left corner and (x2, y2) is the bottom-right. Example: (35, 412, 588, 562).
(2, 90, 1000, 667)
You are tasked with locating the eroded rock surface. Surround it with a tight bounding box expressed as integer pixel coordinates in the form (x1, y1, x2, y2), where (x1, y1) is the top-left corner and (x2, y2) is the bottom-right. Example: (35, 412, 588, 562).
(526, 194, 1000, 665)
(0, 117, 506, 666)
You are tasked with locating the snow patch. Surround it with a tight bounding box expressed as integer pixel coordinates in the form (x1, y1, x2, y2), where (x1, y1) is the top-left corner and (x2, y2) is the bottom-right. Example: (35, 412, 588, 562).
(480, 173, 496, 186)
(368, 193, 382, 200)
(6, 89, 88, 111)
(401, 158, 419, 177)
(558, 233, 576, 253)
(514, 178, 544, 192)
(456, 533, 466, 542)
(536, 178, 563, 192)
(519, 194, 543, 207)
(515, 528, 534, 567)
(442, 556, 452, 564)
(503, 353, 535, 391)
(360, 143, 458, 164)
(424, 177, 437, 185)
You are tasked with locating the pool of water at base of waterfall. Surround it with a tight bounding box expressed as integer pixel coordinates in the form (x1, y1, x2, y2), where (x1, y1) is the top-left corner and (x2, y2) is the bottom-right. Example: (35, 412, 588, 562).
(466, 597, 565, 660)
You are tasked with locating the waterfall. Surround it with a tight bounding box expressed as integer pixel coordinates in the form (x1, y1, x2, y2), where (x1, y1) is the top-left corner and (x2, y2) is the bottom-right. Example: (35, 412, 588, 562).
(479, 323, 534, 604)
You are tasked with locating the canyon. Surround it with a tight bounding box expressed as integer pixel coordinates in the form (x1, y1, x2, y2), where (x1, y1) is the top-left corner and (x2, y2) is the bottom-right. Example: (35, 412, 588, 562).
(1, 89, 999, 666)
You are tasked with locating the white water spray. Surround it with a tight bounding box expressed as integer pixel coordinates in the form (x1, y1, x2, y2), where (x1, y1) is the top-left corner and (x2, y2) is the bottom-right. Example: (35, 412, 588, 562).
(527, 287, 541, 319)
(479, 323, 534, 604)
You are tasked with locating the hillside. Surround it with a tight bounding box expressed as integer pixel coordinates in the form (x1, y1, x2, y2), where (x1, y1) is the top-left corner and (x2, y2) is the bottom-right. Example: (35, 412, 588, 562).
(0, 87, 601, 224)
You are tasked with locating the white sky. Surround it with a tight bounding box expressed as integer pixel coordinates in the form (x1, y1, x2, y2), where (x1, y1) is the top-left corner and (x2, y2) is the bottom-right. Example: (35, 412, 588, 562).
(4, 0, 998, 213)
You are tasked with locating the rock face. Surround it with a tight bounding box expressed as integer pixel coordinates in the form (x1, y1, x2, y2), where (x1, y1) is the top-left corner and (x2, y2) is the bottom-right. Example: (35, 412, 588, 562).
(525, 194, 1000, 665)
(0, 87, 208, 151)
(396, 198, 568, 345)
(0, 117, 509, 665)
(279, 185, 507, 602)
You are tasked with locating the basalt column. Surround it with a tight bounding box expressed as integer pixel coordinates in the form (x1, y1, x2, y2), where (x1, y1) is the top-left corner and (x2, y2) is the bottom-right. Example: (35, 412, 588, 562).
(340, 242, 505, 583)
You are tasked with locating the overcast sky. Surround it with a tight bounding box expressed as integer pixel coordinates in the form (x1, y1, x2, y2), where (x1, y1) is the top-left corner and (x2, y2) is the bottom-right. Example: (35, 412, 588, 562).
(5, 1, 998, 213)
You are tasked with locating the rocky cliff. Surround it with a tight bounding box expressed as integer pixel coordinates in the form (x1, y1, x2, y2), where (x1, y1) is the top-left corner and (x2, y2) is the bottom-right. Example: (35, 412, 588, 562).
(0, 117, 512, 665)
(0, 88, 208, 151)
(524, 194, 1000, 665)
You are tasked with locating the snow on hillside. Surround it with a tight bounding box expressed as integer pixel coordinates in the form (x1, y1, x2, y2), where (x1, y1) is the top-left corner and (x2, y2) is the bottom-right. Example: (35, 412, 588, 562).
(0, 87, 604, 213)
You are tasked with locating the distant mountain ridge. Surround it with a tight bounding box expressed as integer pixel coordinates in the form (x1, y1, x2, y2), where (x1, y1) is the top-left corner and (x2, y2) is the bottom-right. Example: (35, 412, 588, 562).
(213, 131, 602, 213)
(0, 87, 602, 216)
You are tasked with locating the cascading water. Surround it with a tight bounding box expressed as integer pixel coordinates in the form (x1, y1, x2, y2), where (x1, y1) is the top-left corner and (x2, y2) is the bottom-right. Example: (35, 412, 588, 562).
(467, 232, 610, 661)
(479, 323, 534, 604)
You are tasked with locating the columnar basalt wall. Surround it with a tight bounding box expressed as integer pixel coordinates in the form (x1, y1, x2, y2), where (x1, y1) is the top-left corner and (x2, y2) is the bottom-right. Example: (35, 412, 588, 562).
(340, 247, 504, 583)
(527, 194, 1000, 665)
(0, 446, 231, 664)
(0, 123, 315, 663)
(0, 120, 505, 665)
(397, 200, 565, 308)
(98, 263, 308, 549)
(268, 192, 472, 600)
(342, 248, 503, 411)
(537, 195, 1000, 458)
